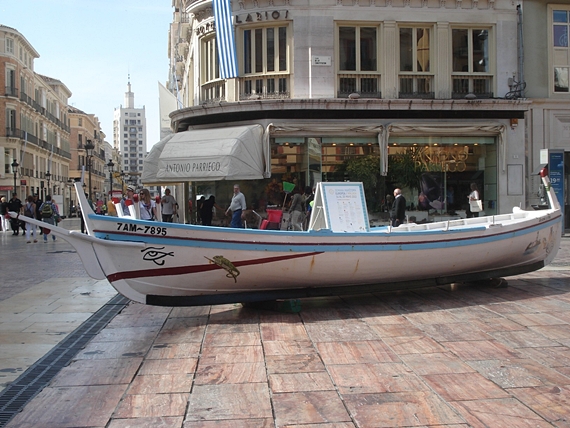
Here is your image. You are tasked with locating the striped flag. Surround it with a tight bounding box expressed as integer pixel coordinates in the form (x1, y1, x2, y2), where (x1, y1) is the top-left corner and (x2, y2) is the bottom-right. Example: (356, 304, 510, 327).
(212, 0, 238, 79)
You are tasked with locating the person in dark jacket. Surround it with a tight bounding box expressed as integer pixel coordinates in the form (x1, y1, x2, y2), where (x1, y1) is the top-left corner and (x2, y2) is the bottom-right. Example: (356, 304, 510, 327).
(6, 193, 23, 235)
(390, 188, 406, 227)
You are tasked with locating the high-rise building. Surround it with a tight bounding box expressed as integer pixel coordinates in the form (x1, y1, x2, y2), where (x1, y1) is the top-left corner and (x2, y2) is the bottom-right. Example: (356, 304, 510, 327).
(113, 80, 146, 190)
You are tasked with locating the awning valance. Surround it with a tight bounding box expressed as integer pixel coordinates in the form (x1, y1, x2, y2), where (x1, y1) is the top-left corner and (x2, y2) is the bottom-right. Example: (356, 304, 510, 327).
(141, 124, 266, 184)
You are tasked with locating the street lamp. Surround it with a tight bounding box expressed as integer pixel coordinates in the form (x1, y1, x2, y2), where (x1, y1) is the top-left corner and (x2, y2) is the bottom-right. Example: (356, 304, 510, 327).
(11, 160, 18, 196)
(45, 171, 51, 196)
(107, 159, 115, 201)
(67, 178, 74, 217)
(85, 140, 94, 200)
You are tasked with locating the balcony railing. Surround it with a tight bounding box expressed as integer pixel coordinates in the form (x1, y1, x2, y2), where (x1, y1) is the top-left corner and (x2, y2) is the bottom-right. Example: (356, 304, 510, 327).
(399, 75, 435, 99)
(4, 86, 18, 97)
(11, 89, 71, 133)
(452, 75, 493, 99)
(337, 74, 382, 98)
(238, 74, 290, 101)
(201, 79, 226, 104)
(4, 128, 71, 159)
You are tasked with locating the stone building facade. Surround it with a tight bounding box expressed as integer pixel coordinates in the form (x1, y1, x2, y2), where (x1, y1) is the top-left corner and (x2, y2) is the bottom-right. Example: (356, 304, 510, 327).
(159, 0, 531, 225)
(1, 25, 71, 203)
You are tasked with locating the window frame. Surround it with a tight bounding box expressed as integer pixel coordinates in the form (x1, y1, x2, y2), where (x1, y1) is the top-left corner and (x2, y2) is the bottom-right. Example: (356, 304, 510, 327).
(5, 37, 14, 55)
(199, 34, 226, 103)
(398, 25, 434, 99)
(335, 23, 382, 98)
(549, 4, 570, 95)
(450, 26, 494, 99)
(240, 23, 290, 77)
(237, 23, 291, 99)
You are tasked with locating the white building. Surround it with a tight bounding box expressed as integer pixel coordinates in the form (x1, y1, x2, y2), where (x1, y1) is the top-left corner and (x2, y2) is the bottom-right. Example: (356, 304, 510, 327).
(149, 0, 537, 226)
(113, 81, 147, 190)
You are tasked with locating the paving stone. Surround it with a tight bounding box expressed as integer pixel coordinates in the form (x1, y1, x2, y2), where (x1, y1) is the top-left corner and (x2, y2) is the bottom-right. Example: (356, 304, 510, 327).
(3, 227, 570, 427)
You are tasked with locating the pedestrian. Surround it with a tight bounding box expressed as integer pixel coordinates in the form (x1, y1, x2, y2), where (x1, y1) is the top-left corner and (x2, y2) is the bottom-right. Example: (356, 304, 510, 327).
(225, 184, 246, 228)
(6, 193, 23, 235)
(200, 195, 223, 226)
(39, 195, 59, 242)
(196, 196, 205, 224)
(0, 196, 9, 232)
(160, 188, 178, 222)
(288, 192, 305, 231)
(302, 187, 314, 230)
(33, 193, 43, 221)
(121, 185, 136, 216)
(466, 182, 481, 218)
(390, 188, 406, 227)
(23, 195, 38, 243)
(80, 193, 95, 233)
(139, 189, 157, 221)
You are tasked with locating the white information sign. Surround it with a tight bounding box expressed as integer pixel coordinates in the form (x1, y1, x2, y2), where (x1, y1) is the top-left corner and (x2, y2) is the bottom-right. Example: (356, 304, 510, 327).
(312, 55, 331, 66)
(308, 182, 369, 232)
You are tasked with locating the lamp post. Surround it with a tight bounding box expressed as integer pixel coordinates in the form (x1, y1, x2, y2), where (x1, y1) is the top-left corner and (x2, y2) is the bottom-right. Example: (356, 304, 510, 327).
(107, 159, 115, 201)
(85, 140, 94, 200)
(45, 171, 51, 196)
(67, 179, 74, 217)
(11, 160, 18, 196)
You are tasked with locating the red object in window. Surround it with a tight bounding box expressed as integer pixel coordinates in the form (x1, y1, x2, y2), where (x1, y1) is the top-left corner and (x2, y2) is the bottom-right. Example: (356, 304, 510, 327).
(266, 209, 283, 223)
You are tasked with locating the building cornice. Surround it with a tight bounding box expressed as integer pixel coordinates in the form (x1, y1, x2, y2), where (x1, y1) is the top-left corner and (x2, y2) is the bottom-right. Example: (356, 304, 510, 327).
(170, 98, 531, 130)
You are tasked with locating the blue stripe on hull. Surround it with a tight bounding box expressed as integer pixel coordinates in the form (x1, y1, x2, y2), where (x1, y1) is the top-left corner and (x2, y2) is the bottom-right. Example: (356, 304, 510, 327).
(92, 215, 559, 253)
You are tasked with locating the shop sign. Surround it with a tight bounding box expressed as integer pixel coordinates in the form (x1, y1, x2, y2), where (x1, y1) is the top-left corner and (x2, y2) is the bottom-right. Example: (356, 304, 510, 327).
(0, 186, 14, 191)
(236, 10, 289, 24)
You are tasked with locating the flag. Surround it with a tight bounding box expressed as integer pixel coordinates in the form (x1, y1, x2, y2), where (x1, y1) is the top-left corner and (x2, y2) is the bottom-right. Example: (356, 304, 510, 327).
(212, 0, 238, 79)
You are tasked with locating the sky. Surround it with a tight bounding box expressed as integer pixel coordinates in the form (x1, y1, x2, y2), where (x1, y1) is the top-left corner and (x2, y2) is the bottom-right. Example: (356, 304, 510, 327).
(1, 0, 173, 149)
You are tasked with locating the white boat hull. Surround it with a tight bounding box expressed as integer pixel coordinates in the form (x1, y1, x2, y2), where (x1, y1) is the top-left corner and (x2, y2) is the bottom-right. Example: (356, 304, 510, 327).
(88, 210, 561, 304)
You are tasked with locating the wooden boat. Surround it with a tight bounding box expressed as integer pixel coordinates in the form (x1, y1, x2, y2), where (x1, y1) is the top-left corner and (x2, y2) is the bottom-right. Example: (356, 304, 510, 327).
(10, 171, 562, 306)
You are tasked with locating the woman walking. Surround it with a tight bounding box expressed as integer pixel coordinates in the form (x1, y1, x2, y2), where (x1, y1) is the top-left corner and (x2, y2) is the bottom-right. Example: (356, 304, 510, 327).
(23, 195, 37, 243)
(139, 189, 157, 221)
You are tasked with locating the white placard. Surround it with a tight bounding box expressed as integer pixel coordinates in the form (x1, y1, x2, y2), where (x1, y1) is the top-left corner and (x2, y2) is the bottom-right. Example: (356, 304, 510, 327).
(309, 182, 369, 232)
(312, 55, 331, 66)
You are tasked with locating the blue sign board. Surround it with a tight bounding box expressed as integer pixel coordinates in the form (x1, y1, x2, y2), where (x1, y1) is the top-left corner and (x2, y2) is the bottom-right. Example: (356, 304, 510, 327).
(549, 150, 564, 218)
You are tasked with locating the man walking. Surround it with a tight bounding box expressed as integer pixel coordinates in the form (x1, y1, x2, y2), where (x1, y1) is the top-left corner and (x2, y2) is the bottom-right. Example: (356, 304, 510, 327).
(40, 195, 59, 242)
(33, 193, 43, 220)
(390, 188, 406, 227)
(160, 188, 178, 222)
(225, 184, 246, 228)
(6, 193, 23, 235)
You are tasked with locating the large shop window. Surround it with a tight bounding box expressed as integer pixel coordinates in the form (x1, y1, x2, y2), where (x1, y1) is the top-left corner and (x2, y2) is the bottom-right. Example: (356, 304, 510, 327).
(239, 25, 289, 100)
(399, 27, 433, 99)
(451, 27, 493, 98)
(388, 136, 497, 216)
(550, 6, 570, 93)
(337, 25, 381, 98)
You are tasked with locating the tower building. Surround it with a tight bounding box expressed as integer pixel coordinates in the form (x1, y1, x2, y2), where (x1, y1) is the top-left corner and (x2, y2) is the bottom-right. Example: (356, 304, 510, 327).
(113, 79, 146, 189)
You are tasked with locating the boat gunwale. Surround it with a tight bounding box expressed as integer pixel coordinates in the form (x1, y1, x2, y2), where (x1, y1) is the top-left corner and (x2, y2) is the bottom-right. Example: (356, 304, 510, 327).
(90, 212, 561, 252)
